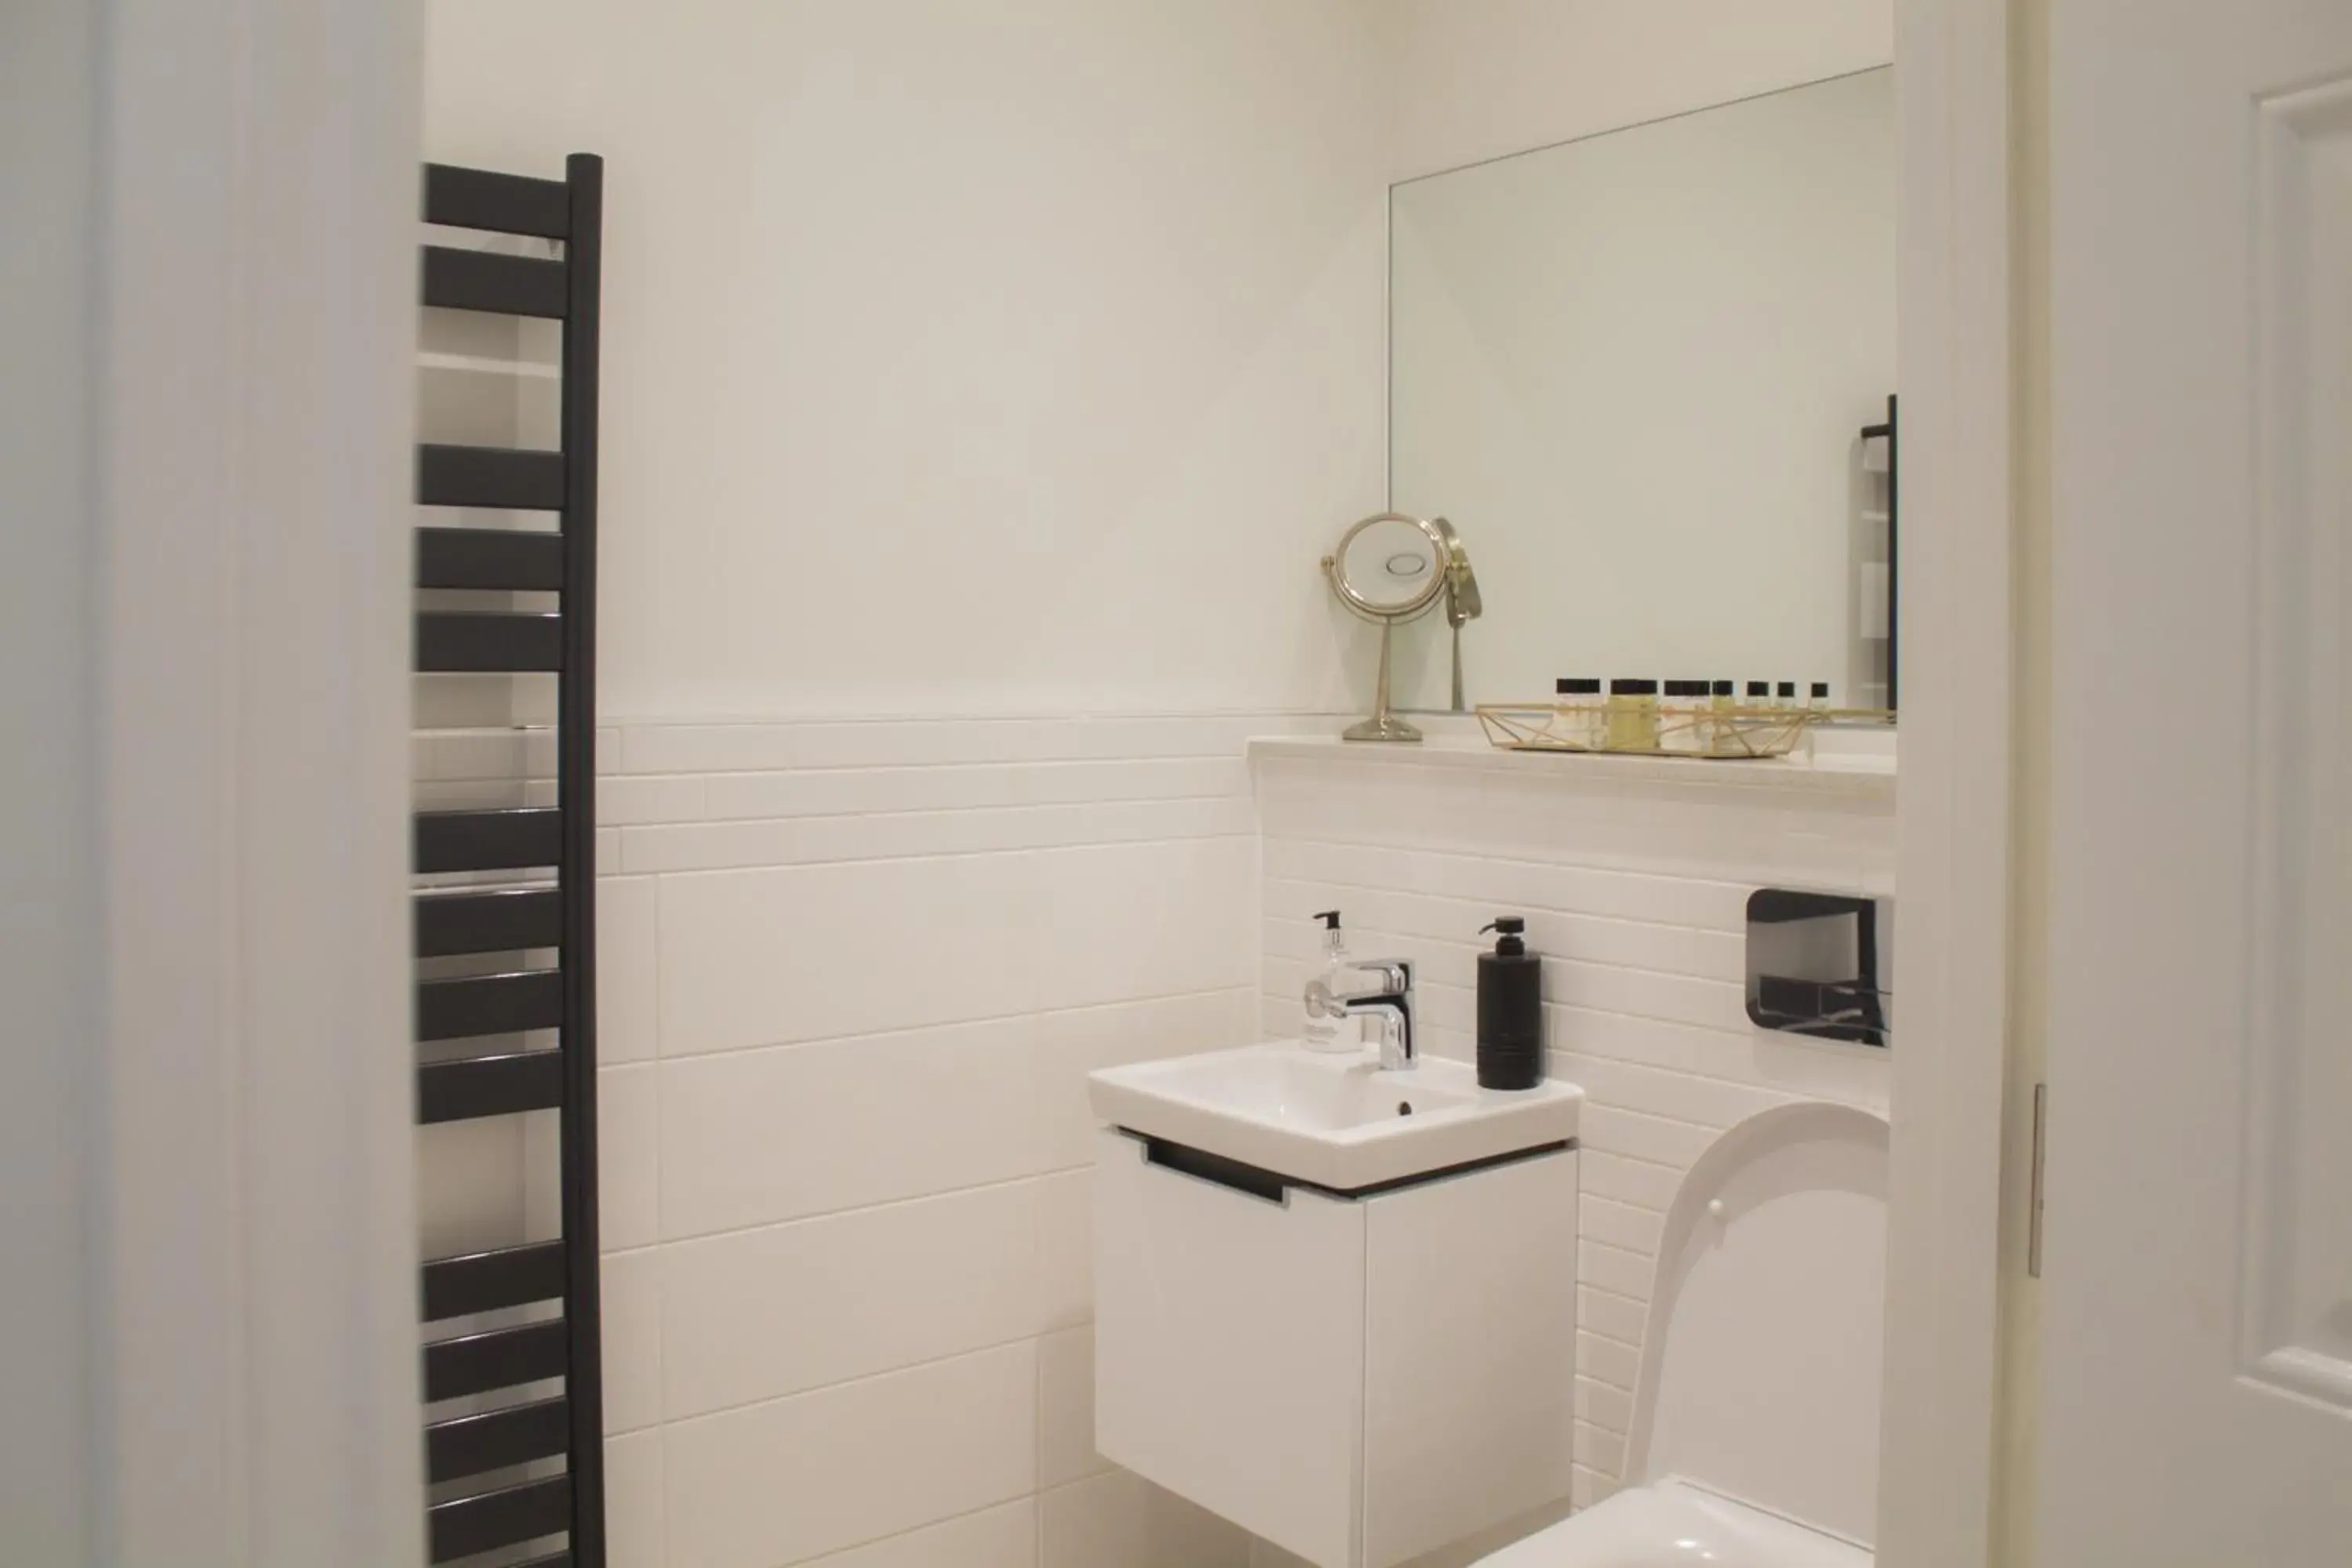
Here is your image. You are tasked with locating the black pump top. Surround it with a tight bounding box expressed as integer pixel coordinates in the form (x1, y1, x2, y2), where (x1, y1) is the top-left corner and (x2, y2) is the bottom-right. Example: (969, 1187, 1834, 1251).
(1314, 910, 1341, 931)
(1481, 916, 1527, 956)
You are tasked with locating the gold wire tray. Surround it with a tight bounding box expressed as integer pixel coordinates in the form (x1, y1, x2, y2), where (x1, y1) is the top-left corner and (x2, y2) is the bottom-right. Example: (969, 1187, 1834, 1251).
(1476, 702, 1892, 760)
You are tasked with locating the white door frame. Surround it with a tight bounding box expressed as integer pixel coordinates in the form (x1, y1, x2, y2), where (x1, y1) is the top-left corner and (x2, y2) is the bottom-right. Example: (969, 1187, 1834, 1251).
(1880, 1, 2016, 1565)
(4, 0, 428, 1561)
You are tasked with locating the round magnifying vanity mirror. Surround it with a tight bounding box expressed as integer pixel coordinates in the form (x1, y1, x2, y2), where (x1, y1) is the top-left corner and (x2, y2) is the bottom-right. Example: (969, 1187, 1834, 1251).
(1323, 513, 1450, 742)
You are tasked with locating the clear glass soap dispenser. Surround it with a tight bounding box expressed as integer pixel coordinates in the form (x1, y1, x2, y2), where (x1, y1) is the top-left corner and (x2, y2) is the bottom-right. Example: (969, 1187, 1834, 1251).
(1304, 910, 1356, 1052)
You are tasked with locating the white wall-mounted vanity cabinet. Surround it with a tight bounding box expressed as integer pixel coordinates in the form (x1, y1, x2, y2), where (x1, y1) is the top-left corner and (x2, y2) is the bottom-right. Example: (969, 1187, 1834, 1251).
(1092, 1128, 1578, 1568)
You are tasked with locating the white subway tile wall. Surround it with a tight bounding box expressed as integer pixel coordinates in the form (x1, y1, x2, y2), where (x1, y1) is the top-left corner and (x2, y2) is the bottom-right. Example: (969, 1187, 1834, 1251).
(584, 715, 1312, 1566)
(416, 715, 1893, 1564)
(1254, 752, 1894, 1515)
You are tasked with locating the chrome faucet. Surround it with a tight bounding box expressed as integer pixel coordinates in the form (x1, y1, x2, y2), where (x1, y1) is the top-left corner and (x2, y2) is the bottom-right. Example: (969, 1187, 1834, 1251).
(1304, 959, 1417, 1071)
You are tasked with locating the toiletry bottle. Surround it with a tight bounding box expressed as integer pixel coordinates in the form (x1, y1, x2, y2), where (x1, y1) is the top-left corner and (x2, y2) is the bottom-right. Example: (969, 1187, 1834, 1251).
(1606, 678, 1660, 751)
(1806, 683, 1833, 762)
(1476, 917, 1544, 1090)
(1690, 679, 1715, 752)
(1709, 679, 1737, 752)
(1556, 677, 1602, 748)
(1659, 681, 1698, 753)
(1635, 681, 1664, 749)
(1777, 681, 1798, 710)
(1676, 680, 1718, 753)
(1304, 911, 1355, 1052)
(1747, 681, 1771, 704)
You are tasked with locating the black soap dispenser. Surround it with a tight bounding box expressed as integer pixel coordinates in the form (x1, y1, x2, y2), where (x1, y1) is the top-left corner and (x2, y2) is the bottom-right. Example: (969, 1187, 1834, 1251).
(1476, 916, 1544, 1090)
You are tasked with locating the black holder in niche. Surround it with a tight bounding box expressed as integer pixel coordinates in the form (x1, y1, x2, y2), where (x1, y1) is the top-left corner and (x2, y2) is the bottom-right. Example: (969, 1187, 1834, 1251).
(1745, 888, 1892, 1047)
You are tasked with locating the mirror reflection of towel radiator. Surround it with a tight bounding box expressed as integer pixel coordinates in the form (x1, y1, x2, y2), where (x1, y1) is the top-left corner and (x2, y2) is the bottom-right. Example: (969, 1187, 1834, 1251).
(1860, 394, 1899, 714)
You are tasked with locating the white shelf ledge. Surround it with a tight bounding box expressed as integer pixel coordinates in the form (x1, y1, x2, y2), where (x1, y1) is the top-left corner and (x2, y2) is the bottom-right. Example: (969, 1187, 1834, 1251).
(416, 350, 561, 380)
(1248, 720, 1894, 804)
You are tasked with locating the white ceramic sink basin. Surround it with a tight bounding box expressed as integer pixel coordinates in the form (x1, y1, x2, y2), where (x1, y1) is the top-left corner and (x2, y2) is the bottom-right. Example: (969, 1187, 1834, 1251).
(1087, 1041, 1582, 1192)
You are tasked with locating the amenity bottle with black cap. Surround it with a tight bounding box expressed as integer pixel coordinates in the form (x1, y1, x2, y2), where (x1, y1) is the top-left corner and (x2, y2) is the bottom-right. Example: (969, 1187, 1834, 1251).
(1476, 916, 1544, 1090)
(1556, 677, 1602, 748)
(1606, 678, 1661, 750)
(1304, 911, 1355, 1052)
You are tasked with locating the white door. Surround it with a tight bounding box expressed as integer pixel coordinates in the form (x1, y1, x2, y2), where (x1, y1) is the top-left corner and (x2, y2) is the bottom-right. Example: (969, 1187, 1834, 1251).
(2043, 2, 2352, 1562)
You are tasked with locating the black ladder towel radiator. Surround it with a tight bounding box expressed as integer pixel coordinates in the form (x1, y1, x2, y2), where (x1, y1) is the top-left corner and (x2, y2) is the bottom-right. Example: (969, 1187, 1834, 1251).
(412, 154, 606, 1568)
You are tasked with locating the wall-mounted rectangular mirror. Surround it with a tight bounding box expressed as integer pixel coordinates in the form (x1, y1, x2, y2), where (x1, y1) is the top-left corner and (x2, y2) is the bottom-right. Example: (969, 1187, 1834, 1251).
(1386, 67, 1896, 717)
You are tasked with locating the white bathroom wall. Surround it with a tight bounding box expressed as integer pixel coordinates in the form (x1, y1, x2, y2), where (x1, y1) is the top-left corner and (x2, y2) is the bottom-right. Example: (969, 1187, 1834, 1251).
(1254, 750, 1895, 1508)
(1373, 0, 1895, 180)
(589, 714, 1329, 1567)
(422, 0, 1391, 720)
(416, 5, 1394, 1563)
(416, 711, 1316, 1566)
(414, 4, 1911, 1563)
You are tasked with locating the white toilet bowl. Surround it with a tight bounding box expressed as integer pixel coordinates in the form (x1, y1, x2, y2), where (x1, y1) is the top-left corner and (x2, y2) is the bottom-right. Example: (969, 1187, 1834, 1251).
(1478, 1101, 1889, 1568)
(1477, 1479, 1870, 1568)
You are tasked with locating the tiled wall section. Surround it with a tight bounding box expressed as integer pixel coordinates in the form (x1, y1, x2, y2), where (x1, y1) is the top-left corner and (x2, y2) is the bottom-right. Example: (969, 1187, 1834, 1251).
(568, 713, 1329, 1568)
(411, 716, 1896, 1566)
(1253, 751, 1896, 1516)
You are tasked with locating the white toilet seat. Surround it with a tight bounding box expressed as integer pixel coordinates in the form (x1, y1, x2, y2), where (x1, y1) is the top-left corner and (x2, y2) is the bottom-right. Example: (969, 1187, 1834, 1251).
(1468, 1476, 1872, 1561)
(1471, 1476, 1875, 1567)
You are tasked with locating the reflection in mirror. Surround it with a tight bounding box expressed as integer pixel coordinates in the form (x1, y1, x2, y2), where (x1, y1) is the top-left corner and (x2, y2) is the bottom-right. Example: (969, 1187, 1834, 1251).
(1387, 67, 1896, 718)
(1431, 517, 1483, 711)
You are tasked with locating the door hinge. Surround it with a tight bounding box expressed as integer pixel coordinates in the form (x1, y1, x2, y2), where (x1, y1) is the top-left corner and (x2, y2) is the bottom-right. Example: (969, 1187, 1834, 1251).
(2027, 1082, 2048, 1279)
